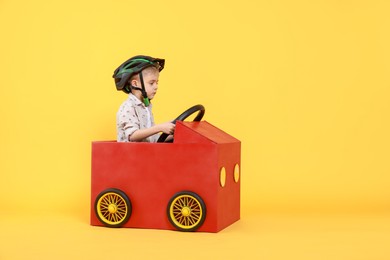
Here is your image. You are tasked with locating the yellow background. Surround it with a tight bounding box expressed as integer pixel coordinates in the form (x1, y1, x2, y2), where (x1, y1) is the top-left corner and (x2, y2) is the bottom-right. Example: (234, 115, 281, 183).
(1, 0, 390, 259)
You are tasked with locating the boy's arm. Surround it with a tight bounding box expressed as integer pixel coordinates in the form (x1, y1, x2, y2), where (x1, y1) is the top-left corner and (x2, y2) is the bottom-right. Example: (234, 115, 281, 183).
(129, 122, 175, 142)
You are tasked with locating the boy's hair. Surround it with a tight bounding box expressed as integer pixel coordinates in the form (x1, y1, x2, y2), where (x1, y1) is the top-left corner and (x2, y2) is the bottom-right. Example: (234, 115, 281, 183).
(129, 66, 160, 83)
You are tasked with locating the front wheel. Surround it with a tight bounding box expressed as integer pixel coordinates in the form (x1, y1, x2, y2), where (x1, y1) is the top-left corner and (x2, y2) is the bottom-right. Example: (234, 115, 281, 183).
(167, 191, 206, 232)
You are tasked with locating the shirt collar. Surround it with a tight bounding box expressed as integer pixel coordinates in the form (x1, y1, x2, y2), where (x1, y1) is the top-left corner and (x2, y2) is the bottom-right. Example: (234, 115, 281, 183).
(128, 93, 143, 105)
(128, 93, 152, 108)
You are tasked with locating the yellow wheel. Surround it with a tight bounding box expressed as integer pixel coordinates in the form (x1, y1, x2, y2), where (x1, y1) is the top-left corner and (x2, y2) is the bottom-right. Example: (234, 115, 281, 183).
(167, 191, 206, 232)
(95, 188, 131, 228)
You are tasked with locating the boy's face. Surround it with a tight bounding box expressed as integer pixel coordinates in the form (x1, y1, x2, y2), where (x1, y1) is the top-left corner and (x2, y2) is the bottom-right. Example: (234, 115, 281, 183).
(143, 70, 159, 100)
(131, 68, 160, 100)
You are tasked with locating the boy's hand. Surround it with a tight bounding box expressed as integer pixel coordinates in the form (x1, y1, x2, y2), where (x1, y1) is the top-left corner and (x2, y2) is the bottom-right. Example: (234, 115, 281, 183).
(159, 122, 175, 135)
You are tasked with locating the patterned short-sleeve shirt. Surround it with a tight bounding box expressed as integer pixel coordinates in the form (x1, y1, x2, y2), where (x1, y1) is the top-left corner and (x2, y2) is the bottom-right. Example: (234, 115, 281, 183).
(116, 94, 159, 142)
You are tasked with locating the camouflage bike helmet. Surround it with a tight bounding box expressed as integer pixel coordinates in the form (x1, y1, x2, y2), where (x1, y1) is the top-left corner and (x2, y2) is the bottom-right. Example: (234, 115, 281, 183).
(113, 55, 165, 97)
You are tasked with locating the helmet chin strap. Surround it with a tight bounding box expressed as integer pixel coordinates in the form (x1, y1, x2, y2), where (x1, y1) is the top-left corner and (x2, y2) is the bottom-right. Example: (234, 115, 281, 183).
(131, 71, 150, 106)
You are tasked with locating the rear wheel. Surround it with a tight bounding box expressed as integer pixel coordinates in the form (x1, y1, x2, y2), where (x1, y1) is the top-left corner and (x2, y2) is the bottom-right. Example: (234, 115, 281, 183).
(167, 191, 206, 232)
(95, 188, 132, 228)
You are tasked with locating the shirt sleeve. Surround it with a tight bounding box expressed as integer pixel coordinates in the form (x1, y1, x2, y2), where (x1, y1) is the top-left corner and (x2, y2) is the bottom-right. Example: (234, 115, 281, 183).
(117, 102, 140, 142)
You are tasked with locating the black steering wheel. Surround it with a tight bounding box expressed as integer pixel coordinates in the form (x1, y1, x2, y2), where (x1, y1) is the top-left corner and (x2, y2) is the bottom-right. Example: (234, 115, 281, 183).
(157, 104, 205, 143)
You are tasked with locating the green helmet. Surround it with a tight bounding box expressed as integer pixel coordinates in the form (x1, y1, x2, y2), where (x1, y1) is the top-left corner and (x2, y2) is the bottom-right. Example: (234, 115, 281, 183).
(113, 55, 165, 94)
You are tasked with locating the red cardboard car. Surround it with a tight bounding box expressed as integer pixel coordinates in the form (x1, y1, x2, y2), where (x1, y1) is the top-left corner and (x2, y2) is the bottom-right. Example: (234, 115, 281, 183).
(90, 105, 241, 232)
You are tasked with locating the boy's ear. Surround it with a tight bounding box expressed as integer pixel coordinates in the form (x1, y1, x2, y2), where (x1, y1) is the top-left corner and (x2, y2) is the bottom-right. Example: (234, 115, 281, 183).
(130, 79, 138, 87)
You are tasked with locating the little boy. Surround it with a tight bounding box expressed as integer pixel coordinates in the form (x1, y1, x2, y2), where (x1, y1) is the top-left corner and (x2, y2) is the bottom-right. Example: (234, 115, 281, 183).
(113, 55, 175, 142)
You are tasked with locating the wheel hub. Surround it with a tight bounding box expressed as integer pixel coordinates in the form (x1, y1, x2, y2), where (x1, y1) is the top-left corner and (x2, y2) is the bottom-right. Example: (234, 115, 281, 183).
(181, 207, 191, 217)
(108, 204, 117, 214)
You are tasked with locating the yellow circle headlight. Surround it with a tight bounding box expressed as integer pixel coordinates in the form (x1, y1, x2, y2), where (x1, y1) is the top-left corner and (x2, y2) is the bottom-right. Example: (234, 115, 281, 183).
(220, 167, 226, 187)
(234, 164, 240, 182)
